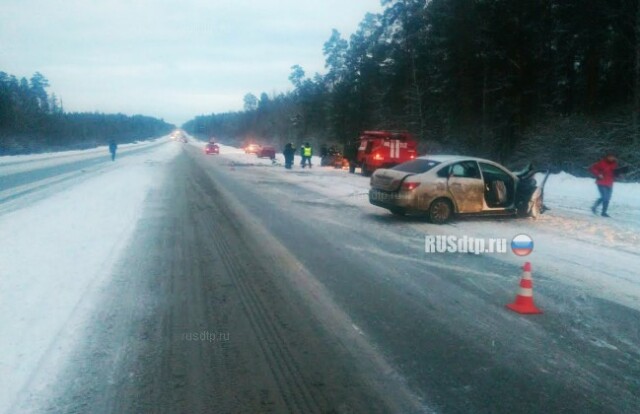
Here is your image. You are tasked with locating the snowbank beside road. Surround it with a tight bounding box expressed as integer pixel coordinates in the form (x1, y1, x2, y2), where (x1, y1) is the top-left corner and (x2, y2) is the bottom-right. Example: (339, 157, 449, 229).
(0, 141, 179, 414)
(540, 171, 640, 249)
(544, 170, 640, 210)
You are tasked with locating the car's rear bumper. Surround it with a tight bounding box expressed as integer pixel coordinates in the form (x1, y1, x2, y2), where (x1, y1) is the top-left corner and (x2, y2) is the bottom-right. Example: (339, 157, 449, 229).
(369, 189, 414, 209)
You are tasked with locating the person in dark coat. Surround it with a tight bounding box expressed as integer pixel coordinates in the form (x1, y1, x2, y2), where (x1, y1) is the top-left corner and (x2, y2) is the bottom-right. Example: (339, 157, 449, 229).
(590, 152, 618, 217)
(108, 139, 118, 161)
(283, 142, 295, 169)
(343, 139, 360, 174)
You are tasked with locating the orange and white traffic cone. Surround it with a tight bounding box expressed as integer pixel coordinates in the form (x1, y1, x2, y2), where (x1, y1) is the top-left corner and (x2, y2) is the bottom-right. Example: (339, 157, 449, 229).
(506, 262, 542, 314)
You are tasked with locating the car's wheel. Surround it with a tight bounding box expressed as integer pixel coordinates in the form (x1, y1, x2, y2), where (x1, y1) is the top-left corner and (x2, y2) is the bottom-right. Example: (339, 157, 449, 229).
(389, 208, 406, 216)
(428, 198, 453, 224)
(361, 163, 372, 177)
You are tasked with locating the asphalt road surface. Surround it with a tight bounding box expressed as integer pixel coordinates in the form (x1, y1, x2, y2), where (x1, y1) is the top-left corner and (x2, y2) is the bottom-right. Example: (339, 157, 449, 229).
(32, 144, 640, 413)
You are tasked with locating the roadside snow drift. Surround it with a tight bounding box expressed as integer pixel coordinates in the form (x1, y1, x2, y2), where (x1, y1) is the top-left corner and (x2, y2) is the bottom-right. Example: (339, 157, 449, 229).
(0, 141, 180, 414)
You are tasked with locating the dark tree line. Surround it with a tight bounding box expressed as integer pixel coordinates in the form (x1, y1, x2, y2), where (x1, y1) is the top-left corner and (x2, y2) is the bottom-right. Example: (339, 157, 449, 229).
(0, 71, 174, 155)
(185, 0, 640, 176)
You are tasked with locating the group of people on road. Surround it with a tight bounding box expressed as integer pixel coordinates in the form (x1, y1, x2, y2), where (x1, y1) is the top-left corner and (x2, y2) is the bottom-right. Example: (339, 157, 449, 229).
(283, 142, 313, 169)
(282, 140, 361, 173)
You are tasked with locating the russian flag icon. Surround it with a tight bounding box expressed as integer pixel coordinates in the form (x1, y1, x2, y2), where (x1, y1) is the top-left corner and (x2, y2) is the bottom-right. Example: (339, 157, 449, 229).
(511, 234, 534, 256)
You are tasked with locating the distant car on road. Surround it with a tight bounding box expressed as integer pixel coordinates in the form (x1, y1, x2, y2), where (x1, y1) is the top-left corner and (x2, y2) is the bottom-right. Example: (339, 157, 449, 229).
(369, 155, 548, 224)
(320, 145, 345, 168)
(244, 144, 261, 154)
(257, 145, 276, 160)
(204, 143, 219, 154)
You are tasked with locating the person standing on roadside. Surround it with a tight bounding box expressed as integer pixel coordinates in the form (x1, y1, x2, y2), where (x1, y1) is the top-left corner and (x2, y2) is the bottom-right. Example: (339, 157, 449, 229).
(109, 139, 118, 161)
(301, 142, 312, 168)
(343, 139, 360, 174)
(283, 142, 295, 169)
(590, 152, 618, 217)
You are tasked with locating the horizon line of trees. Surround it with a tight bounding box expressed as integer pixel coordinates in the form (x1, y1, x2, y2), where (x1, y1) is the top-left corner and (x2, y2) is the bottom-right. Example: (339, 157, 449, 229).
(184, 0, 640, 178)
(0, 70, 174, 155)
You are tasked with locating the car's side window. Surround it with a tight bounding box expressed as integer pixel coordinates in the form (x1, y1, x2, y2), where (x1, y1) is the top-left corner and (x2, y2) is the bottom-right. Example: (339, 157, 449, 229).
(450, 161, 481, 179)
(437, 165, 451, 178)
(452, 164, 466, 176)
(479, 162, 511, 182)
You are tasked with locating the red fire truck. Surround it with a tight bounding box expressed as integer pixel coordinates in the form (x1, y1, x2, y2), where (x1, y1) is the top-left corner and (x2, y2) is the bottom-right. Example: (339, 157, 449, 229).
(355, 131, 418, 176)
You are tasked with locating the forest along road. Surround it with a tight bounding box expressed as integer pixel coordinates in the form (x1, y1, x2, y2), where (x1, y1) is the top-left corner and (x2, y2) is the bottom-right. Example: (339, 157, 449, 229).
(46, 144, 638, 413)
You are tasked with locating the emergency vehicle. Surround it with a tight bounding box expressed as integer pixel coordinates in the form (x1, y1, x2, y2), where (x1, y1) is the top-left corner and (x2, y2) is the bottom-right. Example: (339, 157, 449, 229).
(356, 131, 418, 176)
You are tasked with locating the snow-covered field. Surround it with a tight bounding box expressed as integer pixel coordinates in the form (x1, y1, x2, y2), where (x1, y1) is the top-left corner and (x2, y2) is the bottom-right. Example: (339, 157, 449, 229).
(0, 141, 181, 414)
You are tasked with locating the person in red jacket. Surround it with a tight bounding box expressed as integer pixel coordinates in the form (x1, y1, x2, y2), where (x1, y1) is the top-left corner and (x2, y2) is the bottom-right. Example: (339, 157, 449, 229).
(590, 153, 618, 217)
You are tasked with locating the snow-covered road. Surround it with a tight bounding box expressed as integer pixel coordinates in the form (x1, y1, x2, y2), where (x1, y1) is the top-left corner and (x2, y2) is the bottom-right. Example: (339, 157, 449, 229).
(208, 141, 640, 311)
(187, 142, 640, 413)
(1, 138, 638, 413)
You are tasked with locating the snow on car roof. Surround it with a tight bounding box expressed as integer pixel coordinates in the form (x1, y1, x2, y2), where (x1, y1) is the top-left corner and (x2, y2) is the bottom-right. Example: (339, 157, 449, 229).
(417, 155, 498, 164)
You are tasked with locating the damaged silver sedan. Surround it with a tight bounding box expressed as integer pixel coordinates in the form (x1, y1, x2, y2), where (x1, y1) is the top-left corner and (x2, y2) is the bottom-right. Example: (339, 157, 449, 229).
(369, 155, 548, 224)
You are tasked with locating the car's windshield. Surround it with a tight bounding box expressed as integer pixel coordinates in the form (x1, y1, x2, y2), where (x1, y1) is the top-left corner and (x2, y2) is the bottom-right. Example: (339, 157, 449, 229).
(392, 159, 440, 173)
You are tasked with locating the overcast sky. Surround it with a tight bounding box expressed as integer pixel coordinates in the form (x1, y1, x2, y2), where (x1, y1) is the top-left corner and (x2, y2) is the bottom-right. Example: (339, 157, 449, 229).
(0, 0, 383, 125)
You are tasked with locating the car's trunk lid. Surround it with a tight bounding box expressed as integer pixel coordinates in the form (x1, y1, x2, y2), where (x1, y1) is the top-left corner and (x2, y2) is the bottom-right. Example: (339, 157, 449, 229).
(370, 169, 414, 192)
